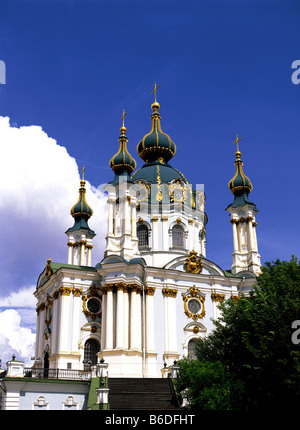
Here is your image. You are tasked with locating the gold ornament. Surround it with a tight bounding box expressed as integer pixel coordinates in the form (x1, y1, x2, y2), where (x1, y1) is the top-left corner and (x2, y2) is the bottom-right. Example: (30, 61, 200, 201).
(184, 250, 203, 274)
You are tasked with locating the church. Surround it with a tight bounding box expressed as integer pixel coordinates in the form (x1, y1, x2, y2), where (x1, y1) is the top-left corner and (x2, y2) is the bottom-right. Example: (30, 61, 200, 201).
(0, 85, 261, 410)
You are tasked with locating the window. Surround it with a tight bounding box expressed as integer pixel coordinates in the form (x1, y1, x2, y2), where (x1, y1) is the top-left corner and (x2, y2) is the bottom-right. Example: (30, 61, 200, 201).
(83, 339, 100, 370)
(172, 224, 184, 248)
(137, 224, 149, 248)
(188, 339, 198, 360)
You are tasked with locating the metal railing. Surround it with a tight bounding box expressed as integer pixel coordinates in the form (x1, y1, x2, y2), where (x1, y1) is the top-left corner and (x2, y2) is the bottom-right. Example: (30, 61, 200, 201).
(23, 367, 92, 380)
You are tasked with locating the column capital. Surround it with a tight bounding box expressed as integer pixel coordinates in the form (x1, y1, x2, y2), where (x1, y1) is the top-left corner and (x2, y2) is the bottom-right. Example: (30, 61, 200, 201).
(145, 286, 156, 296)
(162, 288, 178, 298)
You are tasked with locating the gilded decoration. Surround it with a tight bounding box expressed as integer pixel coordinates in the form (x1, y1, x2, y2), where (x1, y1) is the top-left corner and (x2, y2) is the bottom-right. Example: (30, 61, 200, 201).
(82, 286, 101, 320)
(211, 292, 226, 302)
(156, 165, 163, 201)
(145, 286, 156, 296)
(169, 180, 187, 203)
(45, 294, 53, 327)
(184, 250, 203, 274)
(45, 257, 53, 278)
(183, 286, 205, 321)
(59, 286, 72, 296)
(72, 288, 82, 297)
(162, 288, 178, 298)
(134, 181, 150, 203)
(102, 282, 143, 294)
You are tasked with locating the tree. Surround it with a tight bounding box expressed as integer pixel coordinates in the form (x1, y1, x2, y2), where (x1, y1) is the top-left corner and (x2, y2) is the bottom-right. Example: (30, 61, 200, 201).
(176, 257, 300, 410)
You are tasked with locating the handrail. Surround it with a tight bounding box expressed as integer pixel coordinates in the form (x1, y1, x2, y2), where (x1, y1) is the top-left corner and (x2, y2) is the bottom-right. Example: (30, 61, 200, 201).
(23, 367, 92, 380)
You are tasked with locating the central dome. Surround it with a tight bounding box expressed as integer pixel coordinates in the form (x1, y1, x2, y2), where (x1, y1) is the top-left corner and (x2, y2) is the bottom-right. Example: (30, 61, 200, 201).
(136, 101, 176, 163)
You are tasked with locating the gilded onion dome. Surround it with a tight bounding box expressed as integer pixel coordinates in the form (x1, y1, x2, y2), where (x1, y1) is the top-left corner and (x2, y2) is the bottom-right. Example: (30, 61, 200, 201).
(228, 135, 255, 208)
(109, 111, 137, 175)
(137, 85, 176, 163)
(66, 166, 95, 235)
(70, 168, 93, 219)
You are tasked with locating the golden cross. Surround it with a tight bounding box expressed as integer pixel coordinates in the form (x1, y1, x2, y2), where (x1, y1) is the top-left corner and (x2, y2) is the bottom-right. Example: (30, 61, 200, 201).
(120, 109, 127, 127)
(81, 165, 86, 180)
(233, 135, 242, 151)
(151, 82, 160, 103)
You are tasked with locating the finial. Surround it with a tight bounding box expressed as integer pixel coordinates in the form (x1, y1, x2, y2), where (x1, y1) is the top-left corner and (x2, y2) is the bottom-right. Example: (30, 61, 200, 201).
(81, 165, 86, 181)
(151, 82, 160, 103)
(120, 109, 127, 135)
(233, 135, 242, 153)
(121, 109, 127, 127)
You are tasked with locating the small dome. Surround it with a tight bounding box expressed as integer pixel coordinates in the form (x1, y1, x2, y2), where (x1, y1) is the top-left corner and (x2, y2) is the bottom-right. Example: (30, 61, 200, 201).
(228, 149, 253, 195)
(109, 125, 136, 175)
(70, 178, 93, 219)
(137, 102, 176, 163)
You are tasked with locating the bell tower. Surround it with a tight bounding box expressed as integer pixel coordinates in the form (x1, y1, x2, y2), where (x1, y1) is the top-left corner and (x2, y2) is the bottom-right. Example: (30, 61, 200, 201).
(226, 135, 261, 276)
(104, 111, 140, 261)
(65, 167, 95, 266)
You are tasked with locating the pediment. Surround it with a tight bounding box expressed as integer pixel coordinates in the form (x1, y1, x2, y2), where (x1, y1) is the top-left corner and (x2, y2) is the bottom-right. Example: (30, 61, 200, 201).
(164, 254, 225, 276)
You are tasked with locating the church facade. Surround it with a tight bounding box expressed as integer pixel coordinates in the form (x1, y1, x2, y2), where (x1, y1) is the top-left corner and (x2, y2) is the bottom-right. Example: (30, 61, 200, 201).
(31, 88, 261, 381)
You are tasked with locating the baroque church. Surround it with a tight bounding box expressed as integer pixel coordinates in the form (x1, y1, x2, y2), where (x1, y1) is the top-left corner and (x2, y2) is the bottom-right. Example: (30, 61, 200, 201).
(0, 86, 261, 409)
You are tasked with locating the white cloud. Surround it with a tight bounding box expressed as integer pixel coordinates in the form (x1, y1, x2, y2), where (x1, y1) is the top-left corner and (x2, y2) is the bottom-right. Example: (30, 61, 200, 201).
(0, 116, 108, 366)
(0, 309, 35, 367)
(0, 116, 107, 295)
(0, 286, 36, 308)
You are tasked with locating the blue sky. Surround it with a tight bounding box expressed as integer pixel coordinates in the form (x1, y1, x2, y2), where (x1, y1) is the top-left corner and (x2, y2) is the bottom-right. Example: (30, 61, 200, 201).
(0, 0, 300, 364)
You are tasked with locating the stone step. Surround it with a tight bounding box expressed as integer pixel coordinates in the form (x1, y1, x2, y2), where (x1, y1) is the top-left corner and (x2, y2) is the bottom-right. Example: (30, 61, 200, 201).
(108, 377, 181, 410)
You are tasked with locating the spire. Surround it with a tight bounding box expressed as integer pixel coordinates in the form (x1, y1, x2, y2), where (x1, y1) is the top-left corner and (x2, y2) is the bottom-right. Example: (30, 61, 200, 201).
(109, 110, 137, 176)
(67, 166, 95, 235)
(137, 83, 176, 163)
(228, 135, 254, 208)
(226, 136, 261, 276)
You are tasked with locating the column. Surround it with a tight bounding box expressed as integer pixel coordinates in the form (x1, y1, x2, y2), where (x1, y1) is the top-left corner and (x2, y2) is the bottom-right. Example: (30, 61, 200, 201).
(131, 199, 137, 239)
(161, 217, 168, 251)
(247, 217, 255, 251)
(37, 304, 45, 360)
(253, 221, 258, 251)
(188, 220, 194, 251)
(67, 242, 74, 264)
(136, 288, 142, 351)
(123, 286, 129, 349)
(80, 240, 87, 265)
(151, 218, 158, 251)
(231, 219, 239, 252)
(162, 288, 178, 361)
(130, 286, 138, 350)
(71, 288, 82, 354)
(87, 244, 93, 266)
(101, 291, 107, 349)
(105, 286, 114, 350)
(124, 196, 131, 234)
(145, 287, 156, 352)
(116, 284, 124, 349)
(50, 291, 59, 358)
(107, 197, 115, 235)
(58, 286, 71, 355)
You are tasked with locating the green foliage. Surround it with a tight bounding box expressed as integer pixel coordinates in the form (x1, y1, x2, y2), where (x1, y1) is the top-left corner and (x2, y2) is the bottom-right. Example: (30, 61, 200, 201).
(174, 359, 244, 410)
(176, 257, 300, 410)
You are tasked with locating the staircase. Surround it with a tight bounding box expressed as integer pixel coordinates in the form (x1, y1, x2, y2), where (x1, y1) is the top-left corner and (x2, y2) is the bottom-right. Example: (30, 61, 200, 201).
(107, 377, 181, 410)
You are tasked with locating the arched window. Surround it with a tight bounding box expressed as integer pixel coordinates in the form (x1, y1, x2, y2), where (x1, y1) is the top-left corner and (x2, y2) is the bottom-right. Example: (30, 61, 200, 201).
(188, 338, 198, 360)
(137, 224, 149, 248)
(172, 224, 184, 248)
(84, 338, 100, 370)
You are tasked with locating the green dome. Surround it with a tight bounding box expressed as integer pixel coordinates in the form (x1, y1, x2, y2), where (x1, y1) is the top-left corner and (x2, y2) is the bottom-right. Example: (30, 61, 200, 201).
(109, 125, 136, 175)
(131, 160, 187, 185)
(66, 172, 95, 236)
(70, 179, 93, 219)
(228, 149, 253, 195)
(137, 102, 176, 163)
